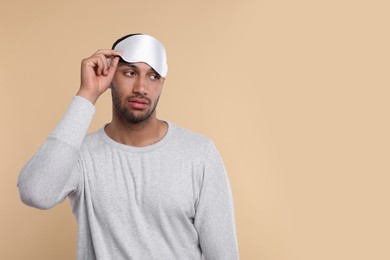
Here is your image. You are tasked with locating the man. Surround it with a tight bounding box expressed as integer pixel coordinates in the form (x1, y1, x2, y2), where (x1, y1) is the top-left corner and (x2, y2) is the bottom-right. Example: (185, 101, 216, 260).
(18, 34, 239, 259)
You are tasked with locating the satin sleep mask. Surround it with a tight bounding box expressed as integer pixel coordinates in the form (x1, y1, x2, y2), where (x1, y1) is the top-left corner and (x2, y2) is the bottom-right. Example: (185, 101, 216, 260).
(113, 34, 168, 77)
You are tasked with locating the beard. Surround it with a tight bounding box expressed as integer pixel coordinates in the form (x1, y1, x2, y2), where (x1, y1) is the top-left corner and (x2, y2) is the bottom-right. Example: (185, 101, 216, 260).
(111, 87, 160, 124)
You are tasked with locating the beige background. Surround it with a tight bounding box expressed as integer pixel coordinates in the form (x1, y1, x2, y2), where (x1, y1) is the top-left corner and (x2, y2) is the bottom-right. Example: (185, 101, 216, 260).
(1, 0, 389, 259)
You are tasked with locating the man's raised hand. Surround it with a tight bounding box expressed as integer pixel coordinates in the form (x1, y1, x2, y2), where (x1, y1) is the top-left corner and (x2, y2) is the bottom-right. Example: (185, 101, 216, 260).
(77, 49, 121, 104)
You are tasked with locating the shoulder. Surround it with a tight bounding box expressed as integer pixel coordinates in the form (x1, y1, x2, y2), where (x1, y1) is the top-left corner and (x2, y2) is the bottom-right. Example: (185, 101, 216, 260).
(167, 121, 215, 157)
(169, 121, 211, 145)
(170, 122, 210, 143)
(80, 127, 105, 151)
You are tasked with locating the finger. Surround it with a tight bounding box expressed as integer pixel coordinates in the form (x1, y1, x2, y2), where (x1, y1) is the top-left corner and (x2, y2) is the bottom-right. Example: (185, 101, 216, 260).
(84, 57, 101, 77)
(96, 54, 110, 76)
(98, 54, 109, 76)
(107, 56, 120, 77)
(85, 50, 122, 76)
(94, 49, 122, 58)
(98, 52, 118, 76)
(94, 55, 105, 76)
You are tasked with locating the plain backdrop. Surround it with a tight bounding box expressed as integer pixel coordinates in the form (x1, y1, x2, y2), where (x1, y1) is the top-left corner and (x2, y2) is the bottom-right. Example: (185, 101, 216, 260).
(1, 0, 390, 259)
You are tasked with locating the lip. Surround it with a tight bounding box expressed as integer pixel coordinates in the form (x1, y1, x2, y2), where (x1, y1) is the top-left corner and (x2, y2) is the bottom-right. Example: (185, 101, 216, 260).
(128, 98, 149, 109)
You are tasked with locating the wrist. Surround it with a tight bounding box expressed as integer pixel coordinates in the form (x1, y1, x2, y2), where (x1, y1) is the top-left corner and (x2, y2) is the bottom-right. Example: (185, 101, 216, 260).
(76, 89, 98, 105)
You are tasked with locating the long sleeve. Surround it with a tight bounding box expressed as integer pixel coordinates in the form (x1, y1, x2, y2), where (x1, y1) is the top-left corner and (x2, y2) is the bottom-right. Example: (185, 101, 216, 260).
(194, 141, 239, 259)
(17, 96, 95, 210)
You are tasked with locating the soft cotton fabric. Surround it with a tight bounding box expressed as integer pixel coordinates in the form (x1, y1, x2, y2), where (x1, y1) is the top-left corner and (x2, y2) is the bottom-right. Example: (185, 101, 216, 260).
(18, 96, 238, 260)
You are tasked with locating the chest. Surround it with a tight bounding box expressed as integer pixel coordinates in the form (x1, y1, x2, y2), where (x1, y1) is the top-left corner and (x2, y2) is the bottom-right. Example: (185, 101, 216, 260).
(80, 151, 201, 221)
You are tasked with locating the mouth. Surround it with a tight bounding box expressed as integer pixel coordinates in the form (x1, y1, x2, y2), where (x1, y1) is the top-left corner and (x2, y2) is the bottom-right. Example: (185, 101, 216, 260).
(128, 97, 149, 110)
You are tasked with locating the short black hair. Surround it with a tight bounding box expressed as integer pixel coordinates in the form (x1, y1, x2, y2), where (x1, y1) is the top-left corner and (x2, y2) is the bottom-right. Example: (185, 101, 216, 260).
(111, 33, 142, 50)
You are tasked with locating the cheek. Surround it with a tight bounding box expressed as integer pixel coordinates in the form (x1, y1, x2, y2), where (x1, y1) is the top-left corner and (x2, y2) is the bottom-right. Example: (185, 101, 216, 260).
(151, 83, 163, 95)
(110, 83, 126, 101)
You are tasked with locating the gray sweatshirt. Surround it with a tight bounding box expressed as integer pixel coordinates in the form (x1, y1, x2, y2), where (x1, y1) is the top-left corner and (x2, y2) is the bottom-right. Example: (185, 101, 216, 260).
(18, 96, 239, 260)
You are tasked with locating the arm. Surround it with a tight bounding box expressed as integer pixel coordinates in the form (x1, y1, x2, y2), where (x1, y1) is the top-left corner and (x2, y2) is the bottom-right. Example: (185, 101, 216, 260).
(17, 50, 120, 209)
(17, 96, 95, 209)
(194, 141, 239, 259)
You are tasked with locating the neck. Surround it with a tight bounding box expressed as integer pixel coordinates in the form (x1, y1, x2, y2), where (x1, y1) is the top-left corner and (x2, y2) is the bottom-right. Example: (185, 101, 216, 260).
(105, 113, 168, 147)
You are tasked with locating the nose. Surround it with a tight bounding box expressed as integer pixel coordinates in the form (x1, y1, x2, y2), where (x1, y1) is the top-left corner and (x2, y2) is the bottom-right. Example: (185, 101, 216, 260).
(132, 76, 148, 95)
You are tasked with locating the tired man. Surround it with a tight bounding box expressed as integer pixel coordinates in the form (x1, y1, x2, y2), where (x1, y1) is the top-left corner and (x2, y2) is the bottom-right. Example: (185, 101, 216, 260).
(18, 34, 239, 259)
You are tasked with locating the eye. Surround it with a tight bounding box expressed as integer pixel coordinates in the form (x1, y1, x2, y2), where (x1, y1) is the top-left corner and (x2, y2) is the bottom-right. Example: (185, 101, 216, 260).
(124, 71, 136, 77)
(149, 74, 161, 81)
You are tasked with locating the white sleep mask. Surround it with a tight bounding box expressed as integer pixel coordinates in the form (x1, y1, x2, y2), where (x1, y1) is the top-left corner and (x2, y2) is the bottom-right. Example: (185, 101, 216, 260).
(113, 34, 168, 77)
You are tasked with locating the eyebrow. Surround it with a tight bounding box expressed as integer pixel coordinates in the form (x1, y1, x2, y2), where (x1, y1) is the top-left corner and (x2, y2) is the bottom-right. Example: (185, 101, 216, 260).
(119, 63, 138, 69)
(118, 62, 158, 74)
